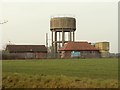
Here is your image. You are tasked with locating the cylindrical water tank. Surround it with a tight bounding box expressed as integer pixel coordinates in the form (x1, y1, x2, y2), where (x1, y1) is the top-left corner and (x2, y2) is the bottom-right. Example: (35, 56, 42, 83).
(95, 42, 109, 51)
(50, 17, 76, 30)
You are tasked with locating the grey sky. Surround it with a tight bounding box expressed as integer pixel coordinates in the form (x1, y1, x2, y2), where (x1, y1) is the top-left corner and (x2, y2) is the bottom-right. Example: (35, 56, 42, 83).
(1, 1, 118, 53)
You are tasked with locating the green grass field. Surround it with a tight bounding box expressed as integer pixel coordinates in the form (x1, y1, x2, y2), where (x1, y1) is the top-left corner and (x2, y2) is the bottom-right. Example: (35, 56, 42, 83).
(2, 58, 118, 88)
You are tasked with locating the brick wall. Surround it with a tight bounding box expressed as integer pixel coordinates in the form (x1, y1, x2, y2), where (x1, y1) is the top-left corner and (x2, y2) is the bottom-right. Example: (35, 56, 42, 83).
(61, 51, 101, 58)
(2, 52, 47, 59)
(35, 52, 47, 59)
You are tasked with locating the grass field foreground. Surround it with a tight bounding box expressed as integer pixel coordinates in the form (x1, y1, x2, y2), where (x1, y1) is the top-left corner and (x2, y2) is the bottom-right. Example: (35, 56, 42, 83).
(2, 58, 118, 88)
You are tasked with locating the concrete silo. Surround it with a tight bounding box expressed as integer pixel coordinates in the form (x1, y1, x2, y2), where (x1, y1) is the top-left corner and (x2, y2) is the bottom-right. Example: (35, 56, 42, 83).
(50, 17, 76, 57)
(95, 42, 110, 57)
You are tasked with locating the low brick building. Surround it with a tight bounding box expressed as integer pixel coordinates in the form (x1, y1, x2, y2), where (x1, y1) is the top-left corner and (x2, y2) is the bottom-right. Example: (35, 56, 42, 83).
(58, 42, 101, 58)
(6, 45, 47, 59)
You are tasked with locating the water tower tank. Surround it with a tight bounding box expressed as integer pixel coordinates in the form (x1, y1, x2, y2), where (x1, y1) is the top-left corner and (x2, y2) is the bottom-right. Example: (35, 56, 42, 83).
(50, 17, 76, 57)
(50, 17, 76, 31)
(95, 42, 109, 51)
(95, 42, 110, 58)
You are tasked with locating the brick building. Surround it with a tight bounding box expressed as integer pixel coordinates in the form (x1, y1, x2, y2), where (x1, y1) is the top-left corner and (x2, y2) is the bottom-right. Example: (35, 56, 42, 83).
(6, 45, 47, 59)
(58, 42, 101, 58)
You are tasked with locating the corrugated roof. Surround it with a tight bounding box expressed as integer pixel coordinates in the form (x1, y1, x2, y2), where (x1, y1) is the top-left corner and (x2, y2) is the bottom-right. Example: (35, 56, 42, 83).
(59, 42, 99, 51)
(6, 45, 47, 52)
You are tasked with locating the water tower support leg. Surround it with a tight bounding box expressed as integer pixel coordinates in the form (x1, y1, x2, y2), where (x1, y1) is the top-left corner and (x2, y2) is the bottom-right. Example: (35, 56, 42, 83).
(73, 31, 75, 41)
(52, 31, 53, 47)
(62, 30, 64, 46)
(70, 31, 72, 41)
(55, 31, 57, 53)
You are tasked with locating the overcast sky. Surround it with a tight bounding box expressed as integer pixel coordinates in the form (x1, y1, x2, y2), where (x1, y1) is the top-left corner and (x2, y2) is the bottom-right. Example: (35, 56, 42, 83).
(0, 0, 119, 53)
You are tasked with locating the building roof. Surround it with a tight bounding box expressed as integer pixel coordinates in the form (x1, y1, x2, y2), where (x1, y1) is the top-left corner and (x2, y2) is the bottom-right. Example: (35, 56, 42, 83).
(59, 42, 99, 51)
(6, 45, 47, 52)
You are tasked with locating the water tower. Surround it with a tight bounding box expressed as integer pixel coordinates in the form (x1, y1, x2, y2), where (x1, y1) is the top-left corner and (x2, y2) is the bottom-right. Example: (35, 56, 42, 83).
(50, 16, 76, 57)
(95, 42, 110, 57)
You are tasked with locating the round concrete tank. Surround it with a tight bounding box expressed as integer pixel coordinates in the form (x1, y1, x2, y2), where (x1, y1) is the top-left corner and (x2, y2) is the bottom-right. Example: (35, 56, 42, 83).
(95, 42, 110, 58)
(101, 42, 109, 51)
(95, 42, 109, 51)
(50, 17, 76, 31)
